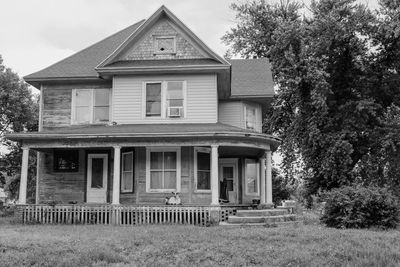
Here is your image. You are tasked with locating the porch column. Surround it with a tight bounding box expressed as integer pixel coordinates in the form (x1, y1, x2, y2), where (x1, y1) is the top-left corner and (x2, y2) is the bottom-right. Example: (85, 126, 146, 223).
(112, 146, 121, 205)
(18, 146, 29, 204)
(210, 144, 219, 206)
(266, 150, 273, 204)
(260, 155, 266, 205)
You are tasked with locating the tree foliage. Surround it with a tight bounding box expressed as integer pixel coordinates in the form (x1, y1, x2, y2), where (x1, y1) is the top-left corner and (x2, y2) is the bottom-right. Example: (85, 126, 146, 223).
(223, 0, 400, 199)
(0, 55, 38, 200)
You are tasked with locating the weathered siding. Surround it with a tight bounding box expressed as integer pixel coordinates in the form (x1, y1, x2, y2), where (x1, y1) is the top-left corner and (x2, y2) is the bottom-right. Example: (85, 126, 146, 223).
(119, 18, 205, 60)
(218, 101, 263, 132)
(41, 83, 111, 130)
(113, 74, 218, 124)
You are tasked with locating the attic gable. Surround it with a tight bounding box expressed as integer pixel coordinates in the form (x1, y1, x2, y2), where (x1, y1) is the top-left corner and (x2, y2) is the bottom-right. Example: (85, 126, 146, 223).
(97, 5, 229, 69)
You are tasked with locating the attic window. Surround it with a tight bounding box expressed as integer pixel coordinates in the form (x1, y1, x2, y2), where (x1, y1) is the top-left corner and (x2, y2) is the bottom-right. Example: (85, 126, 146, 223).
(154, 36, 176, 54)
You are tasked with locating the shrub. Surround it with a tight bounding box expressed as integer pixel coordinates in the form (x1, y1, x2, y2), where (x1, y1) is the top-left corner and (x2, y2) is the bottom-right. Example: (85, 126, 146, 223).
(321, 185, 400, 229)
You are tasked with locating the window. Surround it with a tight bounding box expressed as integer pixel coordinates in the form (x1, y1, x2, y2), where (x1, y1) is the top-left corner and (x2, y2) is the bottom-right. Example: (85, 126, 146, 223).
(245, 105, 257, 130)
(144, 81, 185, 118)
(72, 89, 110, 124)
(54, 150, 79, 172)
(146, 83, 162, 117)
(154, 36, 176, 54)
(121, 152, 134, 193)
(146, 147, 181, 192)
(194, 147, 211, 191)
(245, 159, 259, 195)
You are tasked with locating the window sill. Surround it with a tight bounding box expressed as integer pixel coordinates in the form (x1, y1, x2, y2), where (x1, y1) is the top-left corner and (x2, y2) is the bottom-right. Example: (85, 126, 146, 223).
(193, 190, 211, 194)
(146, 190, 181, 193)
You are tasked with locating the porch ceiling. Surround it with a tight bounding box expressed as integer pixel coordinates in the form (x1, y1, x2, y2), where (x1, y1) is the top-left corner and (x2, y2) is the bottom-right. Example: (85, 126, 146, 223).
(6, 123, 280, 151)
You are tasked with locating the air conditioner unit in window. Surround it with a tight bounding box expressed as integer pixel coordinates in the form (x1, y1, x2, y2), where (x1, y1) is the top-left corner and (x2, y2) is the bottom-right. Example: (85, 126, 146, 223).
(168, 107, 183, 118)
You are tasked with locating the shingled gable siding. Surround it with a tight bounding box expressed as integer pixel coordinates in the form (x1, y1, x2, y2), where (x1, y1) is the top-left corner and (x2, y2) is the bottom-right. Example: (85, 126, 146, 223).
(120, 146, 212, 205)
(120, 18, 204, 60)
(41, 83, 112, 129)
(112, 74, 218, 124)
(218, 101, 263, 133)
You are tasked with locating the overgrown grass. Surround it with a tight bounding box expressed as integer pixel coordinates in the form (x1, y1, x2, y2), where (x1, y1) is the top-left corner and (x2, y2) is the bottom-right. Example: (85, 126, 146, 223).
(0, 218, 399, 266)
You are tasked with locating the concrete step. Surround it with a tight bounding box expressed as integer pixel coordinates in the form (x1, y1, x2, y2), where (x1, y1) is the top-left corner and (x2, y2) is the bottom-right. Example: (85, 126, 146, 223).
(228, 214, 297, 224)
(220, 220, 301, 227)
(236, 209, 288, 217)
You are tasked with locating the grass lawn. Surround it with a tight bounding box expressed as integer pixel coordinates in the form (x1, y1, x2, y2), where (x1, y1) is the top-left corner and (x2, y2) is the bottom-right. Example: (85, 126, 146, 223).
(0, 219, 399, 267)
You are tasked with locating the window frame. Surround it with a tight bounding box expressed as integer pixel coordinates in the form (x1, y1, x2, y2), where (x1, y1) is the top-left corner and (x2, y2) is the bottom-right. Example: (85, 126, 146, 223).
(71, 89, 111, 125)
(145, 147, 181, 193)
(244, 104, 257, 131)
(194, 147, 211, 193)
(244, 158, 260, 196)
(120, 151, 134, 193)
(142, 81, 187, 120)
(153, 35, 176, 55)
(53, 149, 79, 172)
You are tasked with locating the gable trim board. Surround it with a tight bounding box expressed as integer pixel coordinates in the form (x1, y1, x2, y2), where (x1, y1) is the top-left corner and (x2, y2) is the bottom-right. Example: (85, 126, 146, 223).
(96, 5, 230, 70)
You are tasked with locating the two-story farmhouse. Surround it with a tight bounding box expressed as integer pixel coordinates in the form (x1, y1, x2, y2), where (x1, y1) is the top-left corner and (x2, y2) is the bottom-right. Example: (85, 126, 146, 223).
(7, 6, 280, 224)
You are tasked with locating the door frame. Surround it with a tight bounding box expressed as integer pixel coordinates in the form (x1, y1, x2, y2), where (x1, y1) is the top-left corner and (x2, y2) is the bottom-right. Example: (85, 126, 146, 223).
(86, 153, 108, 203)
(218, 158, 239, 204)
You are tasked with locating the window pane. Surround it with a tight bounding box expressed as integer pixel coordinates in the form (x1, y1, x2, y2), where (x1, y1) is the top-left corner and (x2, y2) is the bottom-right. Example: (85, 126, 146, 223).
(223, 167, 234, 179)
(122, 172, 133, 191)
(94, 107, 109, 122)
(94, 90, 109, 106)
(146, 83, 162, 116)
(150, 171, 162, 189)
(246, 107, 256, 130)
(246, 160, 258, 193)
(150, 152, 163, 169)
(91, 158, 103, 188)
(164, 152, 176, 169)
(123, 153, 133, 172)
(75, 90, 91, 107)
(54, 150, 79, 171)
(167, 82, 183, 99)
(164, 171, 177, 189)
(197, 171, 210, 190)
(168, 99, 183, 107)
(197, 152, 210, 170)
(156, 38, 174, 53)
(76, 107, 90, 123)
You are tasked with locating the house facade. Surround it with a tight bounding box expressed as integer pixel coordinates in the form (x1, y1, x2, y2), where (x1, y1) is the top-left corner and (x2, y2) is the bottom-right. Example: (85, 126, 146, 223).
(7, 6, 279, 212)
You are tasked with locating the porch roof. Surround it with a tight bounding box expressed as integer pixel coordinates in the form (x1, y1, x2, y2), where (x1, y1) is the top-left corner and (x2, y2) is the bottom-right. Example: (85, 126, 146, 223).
(6, 123, 280, 150)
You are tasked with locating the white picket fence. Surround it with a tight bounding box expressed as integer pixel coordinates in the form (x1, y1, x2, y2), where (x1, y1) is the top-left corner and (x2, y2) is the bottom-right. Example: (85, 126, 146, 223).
(21, 205, 211, 226)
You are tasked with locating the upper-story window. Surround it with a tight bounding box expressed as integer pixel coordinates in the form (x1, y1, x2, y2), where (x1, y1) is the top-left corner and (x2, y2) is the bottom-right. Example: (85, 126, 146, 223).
(144, 81, 186, 119)
(154, 36, 176, 54)
(72, 89, 110, 124)
(245, 105, 256, 130)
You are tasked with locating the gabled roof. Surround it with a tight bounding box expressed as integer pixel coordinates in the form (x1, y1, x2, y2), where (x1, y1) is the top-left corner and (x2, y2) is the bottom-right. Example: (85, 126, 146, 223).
(24, 20, 145, 82)
(229, 58, 275, 97)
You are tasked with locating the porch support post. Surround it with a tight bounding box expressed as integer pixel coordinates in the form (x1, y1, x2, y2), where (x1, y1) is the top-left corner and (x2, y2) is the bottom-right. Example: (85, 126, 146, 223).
(112, 146, 121, 205)
(260, 156, 266, 205)
(266, 150, 273, 205)
(210, 144, 219, 206)
(18, 146, 29, 204)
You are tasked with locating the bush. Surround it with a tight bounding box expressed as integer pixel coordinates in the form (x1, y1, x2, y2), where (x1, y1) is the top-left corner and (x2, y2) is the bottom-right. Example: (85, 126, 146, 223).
(321, 185, 400, 229)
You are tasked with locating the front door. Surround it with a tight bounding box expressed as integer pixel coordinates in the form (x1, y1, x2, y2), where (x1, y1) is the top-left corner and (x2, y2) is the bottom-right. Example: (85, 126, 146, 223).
(219, 159, 238, 204)
(87, 154, 108, 203)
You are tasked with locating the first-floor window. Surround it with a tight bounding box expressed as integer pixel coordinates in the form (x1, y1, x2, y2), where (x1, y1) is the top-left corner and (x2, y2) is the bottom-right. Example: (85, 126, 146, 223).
(72, 89, 110, 124)
(194, 147, 211, 191)
(121, 152, 134, 193)
(54, 150, 79, 172)
(245, 159, 259, 195)
(146, 148, 181, 192)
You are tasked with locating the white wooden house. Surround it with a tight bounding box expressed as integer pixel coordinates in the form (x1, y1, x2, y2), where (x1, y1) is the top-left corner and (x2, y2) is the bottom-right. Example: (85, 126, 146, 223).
(6, 6, 284, 225)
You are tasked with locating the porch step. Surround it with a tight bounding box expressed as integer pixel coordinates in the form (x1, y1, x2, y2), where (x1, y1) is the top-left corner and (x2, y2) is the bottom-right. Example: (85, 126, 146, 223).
(220, 220, 301, 227)
(236, 209, 288, 217)
(228, 214, 297, 224)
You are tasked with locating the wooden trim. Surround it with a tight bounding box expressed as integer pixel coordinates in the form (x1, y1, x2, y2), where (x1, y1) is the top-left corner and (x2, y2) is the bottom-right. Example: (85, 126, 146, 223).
(145, 146, 181, 193)
(193, 147, 211, 193)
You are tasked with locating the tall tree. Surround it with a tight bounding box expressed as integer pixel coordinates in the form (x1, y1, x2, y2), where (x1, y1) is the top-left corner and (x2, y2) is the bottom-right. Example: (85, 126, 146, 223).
(0, 55, 38, 200)
(223, 0, 400, 199)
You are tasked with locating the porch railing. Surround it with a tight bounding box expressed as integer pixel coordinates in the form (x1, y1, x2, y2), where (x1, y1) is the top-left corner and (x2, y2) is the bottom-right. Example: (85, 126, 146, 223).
(20, 205, 211, 226)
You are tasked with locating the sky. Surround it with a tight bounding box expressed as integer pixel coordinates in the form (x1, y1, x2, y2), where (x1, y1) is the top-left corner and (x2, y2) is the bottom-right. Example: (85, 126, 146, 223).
(0, 0, 380, 79)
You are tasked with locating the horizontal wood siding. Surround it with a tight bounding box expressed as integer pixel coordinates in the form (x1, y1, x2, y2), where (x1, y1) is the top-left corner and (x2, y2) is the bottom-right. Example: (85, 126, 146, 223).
(41, 82, 111, 130)
(218, 101, 243, 128)
(113, 74, 217, 124)
(38, 149, 86, 203)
